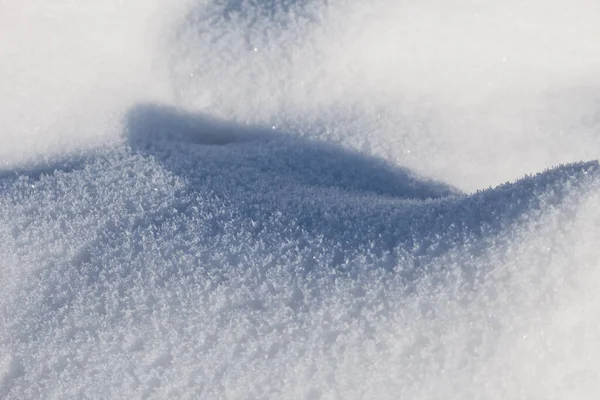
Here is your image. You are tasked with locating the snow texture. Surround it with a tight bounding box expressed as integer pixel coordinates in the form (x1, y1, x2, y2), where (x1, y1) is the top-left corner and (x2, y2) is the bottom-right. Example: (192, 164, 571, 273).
(1, 0, 600, 399)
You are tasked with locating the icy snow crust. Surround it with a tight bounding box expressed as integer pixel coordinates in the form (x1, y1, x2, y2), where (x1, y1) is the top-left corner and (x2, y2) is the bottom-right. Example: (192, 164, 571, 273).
(2, 0, 600, 398)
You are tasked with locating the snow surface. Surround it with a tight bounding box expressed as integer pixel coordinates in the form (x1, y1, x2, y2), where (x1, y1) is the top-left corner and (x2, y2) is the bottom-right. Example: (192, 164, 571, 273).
(1, 0, 600, 398)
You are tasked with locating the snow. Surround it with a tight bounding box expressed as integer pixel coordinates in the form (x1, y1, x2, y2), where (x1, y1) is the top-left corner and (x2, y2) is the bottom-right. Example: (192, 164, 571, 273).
(1, 0, 600, 398)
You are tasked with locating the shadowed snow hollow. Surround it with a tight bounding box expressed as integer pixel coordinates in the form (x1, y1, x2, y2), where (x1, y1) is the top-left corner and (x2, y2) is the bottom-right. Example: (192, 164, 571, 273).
(1, 0, 600, 399)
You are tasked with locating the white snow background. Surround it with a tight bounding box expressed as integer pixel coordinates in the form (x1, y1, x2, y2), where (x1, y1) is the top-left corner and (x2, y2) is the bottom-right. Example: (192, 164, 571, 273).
(1, 0, 600, 398)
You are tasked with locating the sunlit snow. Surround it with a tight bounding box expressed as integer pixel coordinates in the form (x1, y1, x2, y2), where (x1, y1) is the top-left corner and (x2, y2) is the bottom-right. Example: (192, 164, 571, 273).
(1, 0, 600, 398)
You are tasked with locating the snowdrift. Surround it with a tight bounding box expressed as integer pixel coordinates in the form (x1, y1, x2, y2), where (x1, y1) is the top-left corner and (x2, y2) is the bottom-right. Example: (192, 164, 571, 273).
(0, 104, 599, 398)
(2, 0, 600, 398)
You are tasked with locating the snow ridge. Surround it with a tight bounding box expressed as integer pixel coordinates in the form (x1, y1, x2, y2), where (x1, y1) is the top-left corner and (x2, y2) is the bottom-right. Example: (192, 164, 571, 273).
(2, 0, 600, 398)
(0, 103, 598, 398)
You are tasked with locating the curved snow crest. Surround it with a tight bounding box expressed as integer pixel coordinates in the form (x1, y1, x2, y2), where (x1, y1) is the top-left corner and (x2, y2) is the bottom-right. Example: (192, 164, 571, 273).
(0, 105, 598, 398)
(124, 104, 598, 260)
(125, 103, 460, 200)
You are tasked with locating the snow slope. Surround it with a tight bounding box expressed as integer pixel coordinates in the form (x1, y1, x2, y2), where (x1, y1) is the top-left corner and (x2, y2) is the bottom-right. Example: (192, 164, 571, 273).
(1, 0, 600, 399)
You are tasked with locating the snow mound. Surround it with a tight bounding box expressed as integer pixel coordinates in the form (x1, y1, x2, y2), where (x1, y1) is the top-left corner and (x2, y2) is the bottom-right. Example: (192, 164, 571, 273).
(2, 0, 600, 398)
(0, 105, 599, 398)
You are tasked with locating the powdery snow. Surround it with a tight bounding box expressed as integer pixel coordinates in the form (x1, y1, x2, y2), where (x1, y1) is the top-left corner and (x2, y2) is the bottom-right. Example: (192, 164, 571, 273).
(1, 0, 600, 399)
